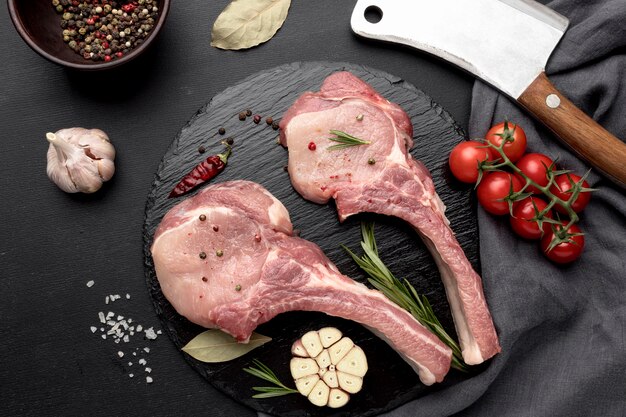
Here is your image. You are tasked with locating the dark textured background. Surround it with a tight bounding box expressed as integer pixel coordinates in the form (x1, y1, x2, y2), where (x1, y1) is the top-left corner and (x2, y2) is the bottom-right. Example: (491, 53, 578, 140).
(0, 2, 475, 416)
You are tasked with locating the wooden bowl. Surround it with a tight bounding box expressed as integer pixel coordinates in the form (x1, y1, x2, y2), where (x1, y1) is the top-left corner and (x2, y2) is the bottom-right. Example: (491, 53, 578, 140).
(7, 0, 170, 70)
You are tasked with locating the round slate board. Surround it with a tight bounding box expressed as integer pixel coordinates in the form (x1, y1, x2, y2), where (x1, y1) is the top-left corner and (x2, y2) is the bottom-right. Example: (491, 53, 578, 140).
(143, 61, 481, 417)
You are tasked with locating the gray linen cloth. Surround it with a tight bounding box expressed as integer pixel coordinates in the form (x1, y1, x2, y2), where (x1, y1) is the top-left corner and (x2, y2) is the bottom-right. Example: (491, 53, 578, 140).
(262, 0, 626, 415)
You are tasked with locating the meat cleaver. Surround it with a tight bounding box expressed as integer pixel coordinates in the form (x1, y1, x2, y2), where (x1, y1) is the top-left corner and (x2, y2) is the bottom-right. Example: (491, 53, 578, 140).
(351, 0, 626, 187)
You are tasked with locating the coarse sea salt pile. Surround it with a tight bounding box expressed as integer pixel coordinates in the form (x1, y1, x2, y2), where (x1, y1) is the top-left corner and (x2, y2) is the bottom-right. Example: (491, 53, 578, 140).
(88, 280, 162, 384)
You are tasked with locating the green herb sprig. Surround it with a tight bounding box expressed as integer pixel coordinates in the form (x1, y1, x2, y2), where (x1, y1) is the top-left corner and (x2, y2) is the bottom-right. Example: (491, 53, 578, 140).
(327, 130, 370, 151)
(243, 359, 298, 398)
(342, 223, 469, 372)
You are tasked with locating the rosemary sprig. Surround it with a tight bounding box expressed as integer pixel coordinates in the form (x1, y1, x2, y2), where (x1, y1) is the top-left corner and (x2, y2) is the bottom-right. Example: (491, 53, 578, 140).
(342, 223, 469, 372)
(243, 359, 298, 398)
(327, 130, 371, 151)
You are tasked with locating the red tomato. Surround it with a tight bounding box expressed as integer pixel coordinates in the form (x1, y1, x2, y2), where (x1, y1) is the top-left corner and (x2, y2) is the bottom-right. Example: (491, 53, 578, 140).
(540, 223, 585, 264)
(486, 121, 527, 162)
(510, 197, 553, 240)
(515, 153, 554, 193)
(549, 173, 592, 214)
(477, 172, 523, 215)
(448, 141, 493, 183)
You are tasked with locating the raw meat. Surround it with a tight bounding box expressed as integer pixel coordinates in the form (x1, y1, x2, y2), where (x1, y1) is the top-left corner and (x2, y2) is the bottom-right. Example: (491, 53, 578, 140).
(151, 180, 452, 385)
(280, 72, 500, 365)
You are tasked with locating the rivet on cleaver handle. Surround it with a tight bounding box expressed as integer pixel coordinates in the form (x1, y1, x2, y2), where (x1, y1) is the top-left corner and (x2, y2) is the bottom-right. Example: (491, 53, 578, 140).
(351, 0, 626, 186)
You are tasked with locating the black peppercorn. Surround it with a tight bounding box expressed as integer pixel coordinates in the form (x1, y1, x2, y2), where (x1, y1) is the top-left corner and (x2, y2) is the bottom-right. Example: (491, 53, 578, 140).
(245, 109, 252, 116)
(218, 127, 226, 135)
(265, 117, 273, 125)
(238, 112, 247, 121)
(225, 137, 234, 145)
(272, 121, 280, 130)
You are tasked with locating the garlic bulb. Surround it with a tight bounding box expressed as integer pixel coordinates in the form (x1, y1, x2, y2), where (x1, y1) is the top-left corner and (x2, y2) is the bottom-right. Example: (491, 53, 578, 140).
(45, 128, 116, 193)
(290, 328, 368, 408)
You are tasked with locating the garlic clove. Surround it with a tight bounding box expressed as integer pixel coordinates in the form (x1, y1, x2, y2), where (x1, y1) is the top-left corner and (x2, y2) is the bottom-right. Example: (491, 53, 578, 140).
(329, 337, 354, 365)
(291, 339, 308, 357)
(337, 372, 363, 394)
(315, 349, 331, 370)
(336, 346, 368, 377)
(97, 158, 115, 182)
(319, 327, 342, 348)
(301, 331, 324, 357)
(328, 388, 350, 408)
(290, 357, 319, 379)
(322, 370, 338, 388)
(308, 379, 330, 407)
(295, 374, 319, 396)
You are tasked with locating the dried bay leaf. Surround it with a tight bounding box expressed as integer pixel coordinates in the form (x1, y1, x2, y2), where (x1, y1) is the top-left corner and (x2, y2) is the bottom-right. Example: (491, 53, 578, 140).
(211, 0, 291, 50)
(182, 330, 272, 362)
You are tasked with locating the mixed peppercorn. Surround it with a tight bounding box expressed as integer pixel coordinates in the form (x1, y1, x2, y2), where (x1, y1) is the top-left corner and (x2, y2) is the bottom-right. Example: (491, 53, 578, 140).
(52, 0, 159, 62)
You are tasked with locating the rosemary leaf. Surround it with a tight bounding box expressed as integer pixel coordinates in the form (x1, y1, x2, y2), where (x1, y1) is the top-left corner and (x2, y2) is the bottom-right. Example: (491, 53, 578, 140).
(243, 359, 298, 398)
(327, 130, 371, 151)
(344, 223, 470, 372)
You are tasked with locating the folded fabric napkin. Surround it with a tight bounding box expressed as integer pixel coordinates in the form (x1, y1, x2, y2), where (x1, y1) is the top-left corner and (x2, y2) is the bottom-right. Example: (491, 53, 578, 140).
(262, 1, 625, 416)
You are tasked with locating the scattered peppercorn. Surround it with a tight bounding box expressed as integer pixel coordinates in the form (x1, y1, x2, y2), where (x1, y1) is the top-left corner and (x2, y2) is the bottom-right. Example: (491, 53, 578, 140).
(52, 0, 159, 63)
(356, 114, 364, 121)
(265, 117, 273, 125)
(235, 284, 242, 292)
(283, 165, 289, 172)
(253, 115, 261, 124)
(199, 252, 207, 259)
(216, 249, 224, 257)
(368, 158, 376, 165)
(198, 145, 206, 154)
(212, 225, 219, 232)
(202, 277, 208, 282)
(245, 109, 252, 117)
(238, 112, 247, 121)
(272, 121, 280, 130)
(199, 214, 206, 221)
(218, 127, 226, 135)
(308, 142, 317, 151)
(225, 137, 234, 145)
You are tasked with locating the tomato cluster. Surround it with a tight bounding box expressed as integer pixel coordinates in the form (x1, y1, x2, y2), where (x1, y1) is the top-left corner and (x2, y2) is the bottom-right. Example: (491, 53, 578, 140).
(448, 121, 592, 264)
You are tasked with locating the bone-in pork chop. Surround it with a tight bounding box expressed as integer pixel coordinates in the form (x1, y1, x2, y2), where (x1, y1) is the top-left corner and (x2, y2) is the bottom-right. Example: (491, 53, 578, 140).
(280, 72, 500, 365)
(151, 180, 452, 385)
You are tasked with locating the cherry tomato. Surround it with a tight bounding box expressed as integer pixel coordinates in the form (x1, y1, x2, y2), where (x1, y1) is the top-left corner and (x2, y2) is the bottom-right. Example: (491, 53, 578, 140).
(515, 153, 554, 193)
(549, 173, 592, 214)
(448, 141, 493, 183)
(540, 223, 584, 264)
(486, 121, 527, 162)
(510, 197, 553, 240)
(477, 172, 523, 215)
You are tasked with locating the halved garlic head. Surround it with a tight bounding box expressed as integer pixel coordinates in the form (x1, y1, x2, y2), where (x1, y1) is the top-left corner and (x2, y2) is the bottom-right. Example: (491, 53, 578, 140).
(290, 328, 368, 408)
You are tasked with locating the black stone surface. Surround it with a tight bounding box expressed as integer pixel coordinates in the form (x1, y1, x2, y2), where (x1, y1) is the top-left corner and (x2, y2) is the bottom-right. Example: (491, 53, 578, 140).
(0, 2, 475, 416)
(143, 62, 480, 417)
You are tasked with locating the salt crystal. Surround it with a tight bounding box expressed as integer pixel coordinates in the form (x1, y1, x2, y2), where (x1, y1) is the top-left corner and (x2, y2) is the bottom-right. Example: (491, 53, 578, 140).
(100, 327, 104, 332)
(146, 376, 153, 384)
(145, 328, 157, 340)
(128, 362, 133, 366)
(143, 347, 150, 353)
(90, 326, 97, 333)
(117, 315, 124, 321)
(106, 312, 114, 319)
(139, 359, 147, 366)
(132, 352, 137, 356)
(101, 334, 107, 340)
(123, 335, 129, 343)
(126, 294, 131, 299)
(156, 330, 162, 335)
(86, 280, 95, 288)
(136, 325, 143, 332)
(145, 367, 152, 373)
(105, 296, 110, 304)
(98, 312, 105, 324)
(129, 373, 134, 378)
(118, 351, 124, 358)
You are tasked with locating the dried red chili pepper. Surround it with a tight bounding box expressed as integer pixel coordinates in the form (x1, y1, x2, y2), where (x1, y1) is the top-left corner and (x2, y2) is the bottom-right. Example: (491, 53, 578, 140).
(168, 142, 232, 198)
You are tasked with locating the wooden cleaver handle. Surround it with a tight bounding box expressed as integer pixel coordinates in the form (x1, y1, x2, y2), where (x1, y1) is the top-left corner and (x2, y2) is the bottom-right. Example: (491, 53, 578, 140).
(518, 72, 626, 187)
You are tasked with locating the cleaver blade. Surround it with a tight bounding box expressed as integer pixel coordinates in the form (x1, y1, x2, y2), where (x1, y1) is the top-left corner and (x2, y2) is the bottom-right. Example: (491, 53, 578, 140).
(351, 0, 626, 186)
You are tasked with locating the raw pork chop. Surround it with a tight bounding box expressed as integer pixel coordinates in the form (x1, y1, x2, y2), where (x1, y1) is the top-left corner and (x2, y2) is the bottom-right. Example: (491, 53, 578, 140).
(280, 72, 500, 365)
(151, 180, 452, 385)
